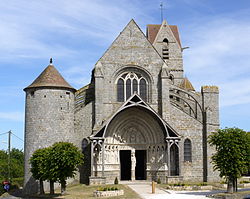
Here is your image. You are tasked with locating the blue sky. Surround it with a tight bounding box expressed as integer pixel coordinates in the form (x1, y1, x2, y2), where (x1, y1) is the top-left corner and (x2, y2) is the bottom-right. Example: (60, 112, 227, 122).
(0, 0, 250, 150)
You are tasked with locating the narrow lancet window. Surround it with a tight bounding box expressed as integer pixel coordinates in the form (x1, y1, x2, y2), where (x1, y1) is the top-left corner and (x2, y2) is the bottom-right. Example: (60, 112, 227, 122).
(117, 78, 124, 102)
(184, 139, 192, 162)
(126, 79, 131, 100)
(133, 79, 138, 94)
(139, 79, 147, 101)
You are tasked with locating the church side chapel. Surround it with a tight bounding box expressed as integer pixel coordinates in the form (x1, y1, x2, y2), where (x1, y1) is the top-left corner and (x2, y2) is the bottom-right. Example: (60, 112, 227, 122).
(23, 18, 220, 191)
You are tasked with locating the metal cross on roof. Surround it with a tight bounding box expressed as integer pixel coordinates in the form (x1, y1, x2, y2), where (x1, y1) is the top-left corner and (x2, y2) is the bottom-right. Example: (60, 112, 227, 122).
(160, 2, 166, 22)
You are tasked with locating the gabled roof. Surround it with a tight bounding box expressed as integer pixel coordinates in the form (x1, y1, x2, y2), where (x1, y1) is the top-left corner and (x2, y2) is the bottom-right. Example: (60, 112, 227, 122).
(24, 64, 75, 91)
(97, 19, 165, 66)
(91, 94, 180, 139)
(147, 24, 181, 47)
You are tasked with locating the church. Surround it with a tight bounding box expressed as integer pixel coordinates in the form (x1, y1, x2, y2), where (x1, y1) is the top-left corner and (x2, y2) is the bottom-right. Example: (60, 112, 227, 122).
(23, 19, 220, 192)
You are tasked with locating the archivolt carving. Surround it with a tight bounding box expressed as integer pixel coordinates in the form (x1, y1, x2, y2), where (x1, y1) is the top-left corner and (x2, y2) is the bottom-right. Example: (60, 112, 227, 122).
(105, 107, 165, 145)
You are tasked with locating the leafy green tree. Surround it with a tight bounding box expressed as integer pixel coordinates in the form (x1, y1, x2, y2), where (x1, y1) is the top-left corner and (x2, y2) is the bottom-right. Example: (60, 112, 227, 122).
(10, 148, 24, 178)
(47, 142, 83, 194)
(0, 150, 8, 179)
(0, 148, 24, 181)
(30, 148, 50, 194)
(208, 128, 250, 193)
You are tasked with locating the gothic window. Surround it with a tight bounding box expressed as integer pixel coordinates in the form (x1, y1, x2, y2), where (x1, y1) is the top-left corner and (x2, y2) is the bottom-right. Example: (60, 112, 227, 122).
(184, 139, 192, 162)
(117, 79, 124, 102)
(126, 79, 131, 100)
(139, 79, 147, 101)
(133, 79, 138, 94)
(116, 72, 148, 102)
(170, 144, 179, 176)
(162, 38, 169, 60)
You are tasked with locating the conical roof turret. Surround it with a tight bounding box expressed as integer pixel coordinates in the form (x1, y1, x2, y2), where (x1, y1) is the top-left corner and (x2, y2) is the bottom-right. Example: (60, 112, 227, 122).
(24, 60, 75, 91)
(179, 77, 195, 91)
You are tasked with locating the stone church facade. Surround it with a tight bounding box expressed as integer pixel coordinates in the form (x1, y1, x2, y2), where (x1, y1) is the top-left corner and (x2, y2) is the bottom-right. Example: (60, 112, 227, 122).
(23, 19, 219, 192)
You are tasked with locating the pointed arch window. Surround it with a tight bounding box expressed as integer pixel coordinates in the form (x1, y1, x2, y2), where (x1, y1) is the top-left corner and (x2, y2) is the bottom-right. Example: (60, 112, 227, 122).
(184, 138, 192, 162)
(126, 79, 131, 100)
(139, 79, 147, 101)
(170, 144, 179, 176)
(116, 72, 148, 102)
(162, 38, 169, 60)
(117, 79, 124, 102)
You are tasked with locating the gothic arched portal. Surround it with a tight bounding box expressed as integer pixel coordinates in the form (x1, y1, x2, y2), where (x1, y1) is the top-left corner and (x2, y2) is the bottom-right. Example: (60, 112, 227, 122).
(104, 106, 167, 181)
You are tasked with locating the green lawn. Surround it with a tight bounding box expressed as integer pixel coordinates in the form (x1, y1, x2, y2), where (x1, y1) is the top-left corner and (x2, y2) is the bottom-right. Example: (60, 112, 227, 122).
(6, 184, 142, 199)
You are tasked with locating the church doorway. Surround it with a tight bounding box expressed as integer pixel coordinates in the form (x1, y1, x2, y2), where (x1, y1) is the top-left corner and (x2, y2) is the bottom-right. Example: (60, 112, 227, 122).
(135, 150, 146, 180)
(120, 150, 131, 180)
(170, 144, 179, 176)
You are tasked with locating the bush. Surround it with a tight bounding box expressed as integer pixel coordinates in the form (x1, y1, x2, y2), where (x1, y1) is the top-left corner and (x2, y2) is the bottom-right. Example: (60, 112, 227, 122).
(12, 177, 23, 187)
(157, 178, 161, 184)
(97, 186, 119, 191)
(114, 177, 118, 184)
(0, 185, 5, 196)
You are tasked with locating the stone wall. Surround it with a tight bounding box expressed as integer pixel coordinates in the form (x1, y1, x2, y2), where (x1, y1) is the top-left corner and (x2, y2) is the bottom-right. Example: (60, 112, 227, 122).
(24, 88, 78, 194)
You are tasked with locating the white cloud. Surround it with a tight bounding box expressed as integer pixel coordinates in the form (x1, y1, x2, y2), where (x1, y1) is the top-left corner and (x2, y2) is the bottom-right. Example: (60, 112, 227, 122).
(0, 112, 24, 122)
(0, 0, 153, 61)
(182, 16, 250, 108)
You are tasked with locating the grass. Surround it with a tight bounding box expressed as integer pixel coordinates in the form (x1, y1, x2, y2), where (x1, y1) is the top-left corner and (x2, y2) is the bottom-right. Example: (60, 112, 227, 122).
(2, 184, 142, 199)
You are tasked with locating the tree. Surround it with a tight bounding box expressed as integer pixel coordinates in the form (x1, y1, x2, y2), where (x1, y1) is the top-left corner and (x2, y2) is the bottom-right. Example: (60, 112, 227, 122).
(0, 148, 24, 181)
(30, 148, 50, 194)
(46, 142, 83, 194)
(208, 128, 250, 193)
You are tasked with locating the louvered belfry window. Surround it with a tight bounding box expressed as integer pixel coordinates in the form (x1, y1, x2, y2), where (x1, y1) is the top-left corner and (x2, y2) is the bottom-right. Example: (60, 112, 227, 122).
(162, 38, 169, 60)
(117, 72, 148, 102)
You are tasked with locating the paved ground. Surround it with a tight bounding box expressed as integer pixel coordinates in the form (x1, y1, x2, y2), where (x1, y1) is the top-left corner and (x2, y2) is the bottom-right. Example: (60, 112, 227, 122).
(128, 183, 223, 199)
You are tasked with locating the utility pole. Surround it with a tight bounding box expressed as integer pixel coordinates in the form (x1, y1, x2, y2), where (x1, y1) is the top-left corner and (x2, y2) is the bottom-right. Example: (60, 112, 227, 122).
(8, 130, 11, 181)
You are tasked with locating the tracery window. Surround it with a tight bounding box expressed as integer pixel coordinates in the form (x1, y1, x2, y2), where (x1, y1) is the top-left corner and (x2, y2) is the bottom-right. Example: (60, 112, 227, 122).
(117, 72, 148, 102)
(184, 138, 192, 162)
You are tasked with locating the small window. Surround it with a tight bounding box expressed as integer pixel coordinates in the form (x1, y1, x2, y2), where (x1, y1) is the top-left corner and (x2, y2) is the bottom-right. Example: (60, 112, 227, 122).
(126, 79, 131, 100)
(163, 38, 169, 43)
(184, 139, 192, 162)
(139, 79, 147, 101)
(30, 91, 35, 97)
(117, 78, 124, 102)
(132, 79, 138, 94)
(44, 95, 46, 98)
(162, 38, 169, 60)
(169, 75, 174, 84)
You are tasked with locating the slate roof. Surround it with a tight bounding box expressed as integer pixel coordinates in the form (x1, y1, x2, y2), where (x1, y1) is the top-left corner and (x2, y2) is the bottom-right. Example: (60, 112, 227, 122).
(147, 24, 181, 47)
(24, 64, 75, 91)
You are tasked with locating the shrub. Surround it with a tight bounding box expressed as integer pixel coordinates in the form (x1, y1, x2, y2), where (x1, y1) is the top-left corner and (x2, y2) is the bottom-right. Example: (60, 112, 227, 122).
(157, 178, 161, 184)
(0, 185, 5, 196)
(114, 177, 118, 184)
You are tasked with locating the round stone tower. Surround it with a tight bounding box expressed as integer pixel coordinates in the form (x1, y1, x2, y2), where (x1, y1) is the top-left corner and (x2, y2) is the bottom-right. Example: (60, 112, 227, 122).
(23, 60, 77, 193)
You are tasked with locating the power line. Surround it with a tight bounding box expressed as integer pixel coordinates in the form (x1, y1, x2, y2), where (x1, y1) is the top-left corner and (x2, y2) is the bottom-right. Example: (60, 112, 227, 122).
(11, 132, 24, 142)
(0, 132, 9, 136)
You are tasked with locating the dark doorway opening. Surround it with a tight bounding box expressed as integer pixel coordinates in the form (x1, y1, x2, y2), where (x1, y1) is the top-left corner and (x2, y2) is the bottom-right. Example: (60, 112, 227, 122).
(135, 150, 147, 180)
(120, 150, 131, 180)
(170, 144, 179, 176)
